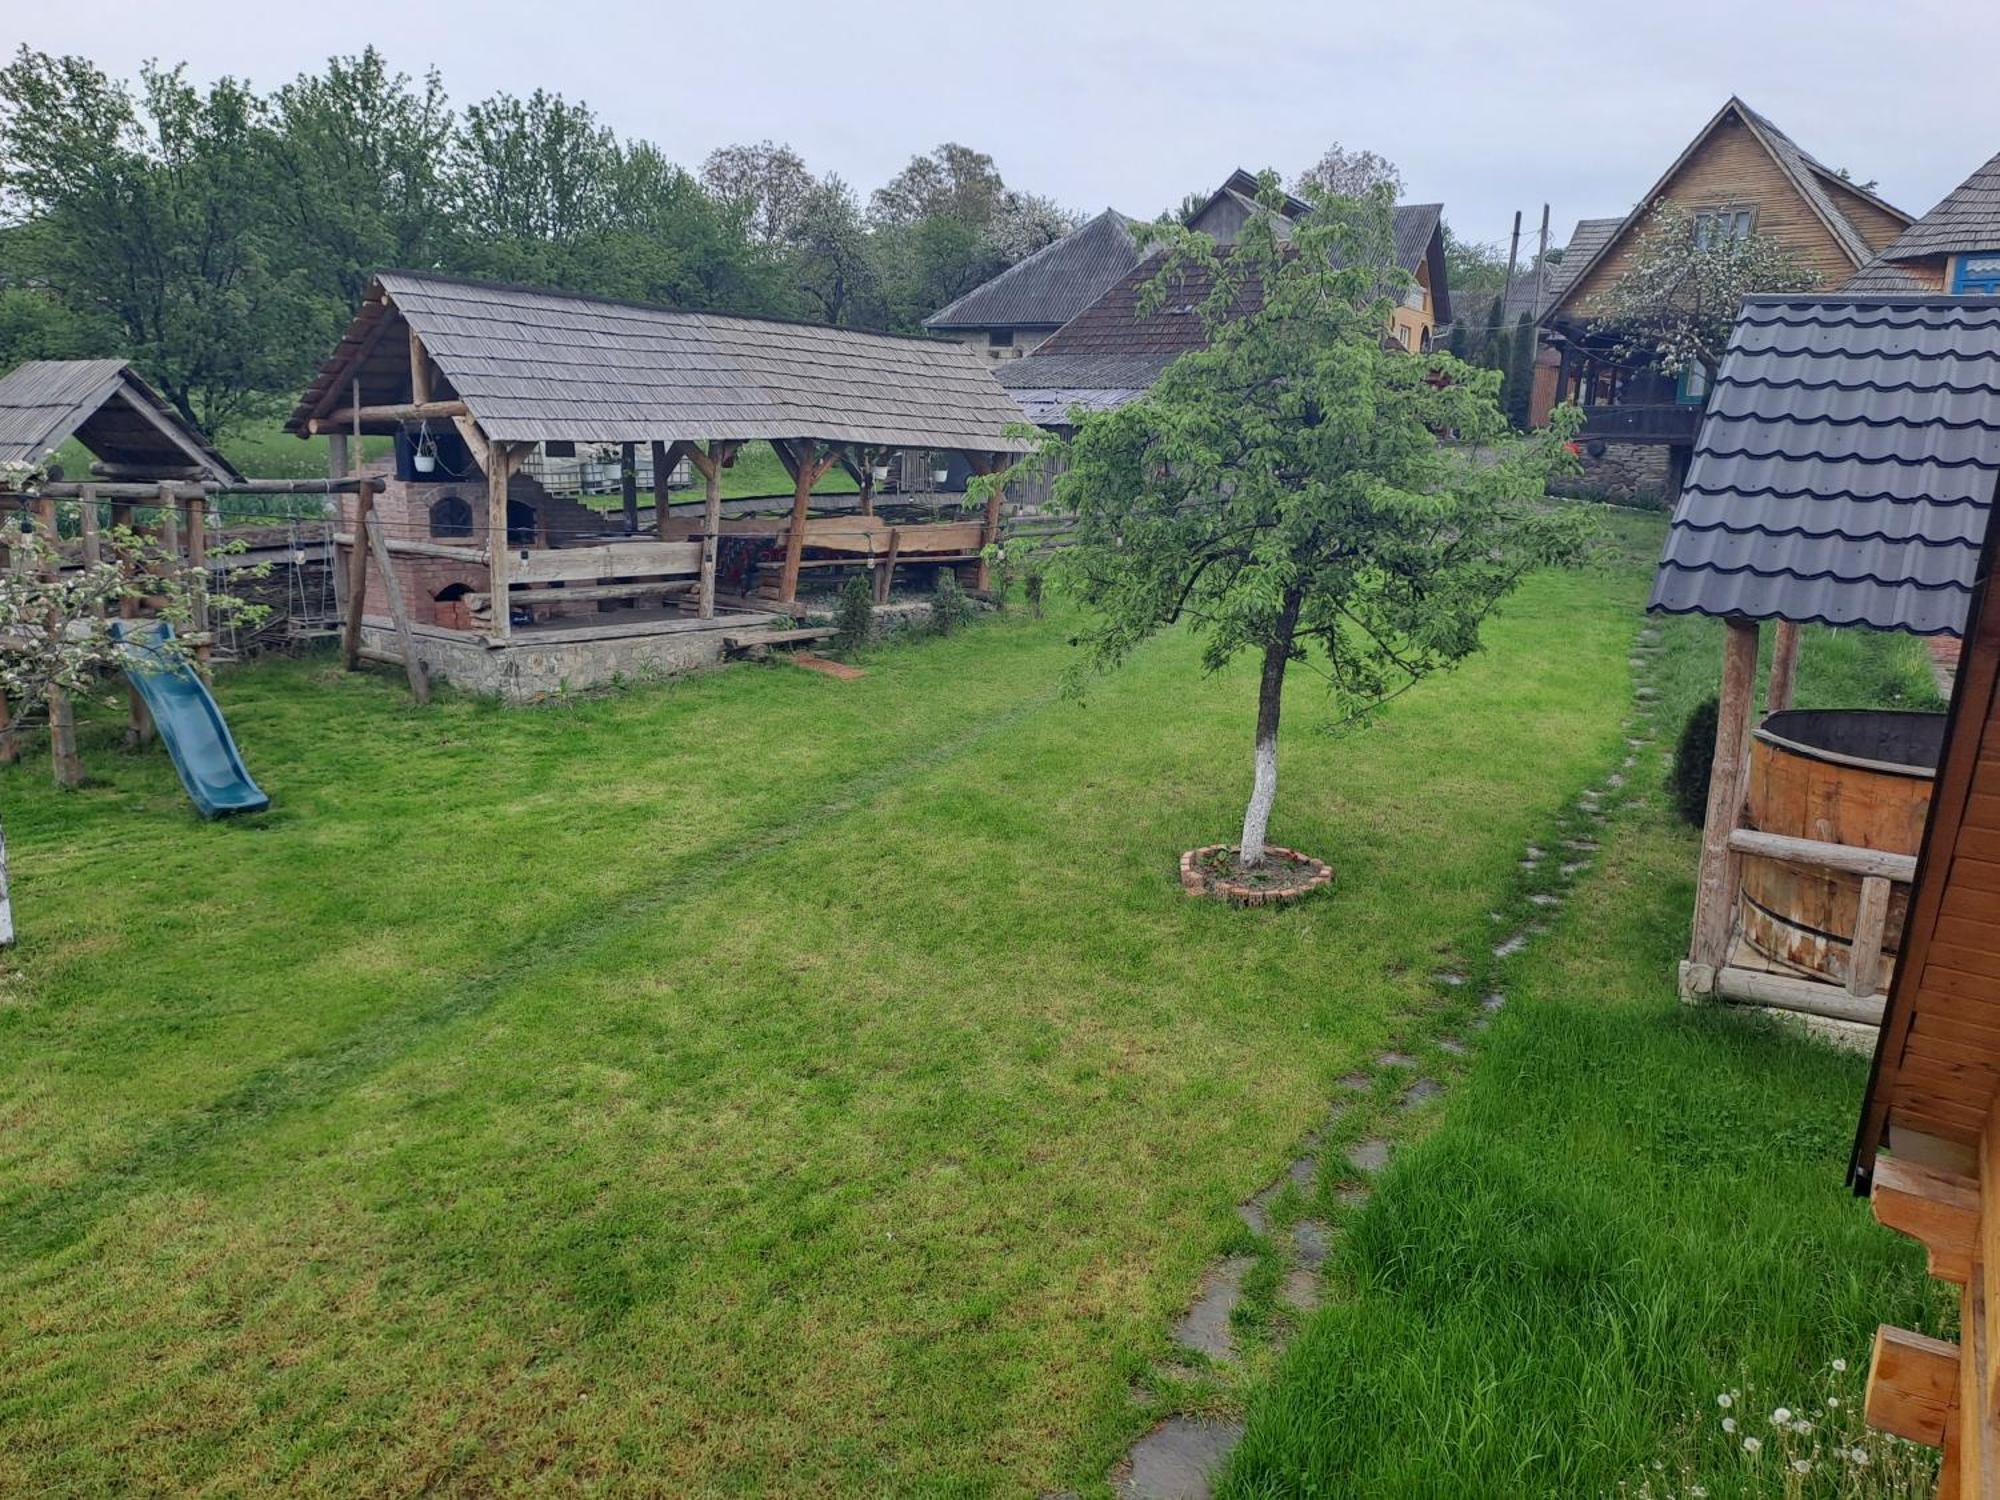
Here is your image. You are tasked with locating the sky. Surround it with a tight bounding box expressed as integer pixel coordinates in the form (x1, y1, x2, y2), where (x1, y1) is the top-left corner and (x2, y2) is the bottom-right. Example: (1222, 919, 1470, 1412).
(13, 0, 1996, 259)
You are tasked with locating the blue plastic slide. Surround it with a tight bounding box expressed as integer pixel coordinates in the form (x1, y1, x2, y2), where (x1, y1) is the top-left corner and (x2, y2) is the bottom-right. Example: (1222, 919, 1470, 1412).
(110, 620, 270, 818)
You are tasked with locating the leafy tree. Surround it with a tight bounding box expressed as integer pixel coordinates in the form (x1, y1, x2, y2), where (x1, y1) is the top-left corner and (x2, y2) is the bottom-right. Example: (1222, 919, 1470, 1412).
(1293, 142, 1404, 200)
(868, 142, 1007, 228)
(1446, 319, 1469, 359)
(1044, 183, 1587, 871)
(1599, 200, 1819, 380)
(700, 139, 817, 246)
(0, 48, 326, 433)
(1442, 226, 1509, 304)
(1480, 295, 1509, 374)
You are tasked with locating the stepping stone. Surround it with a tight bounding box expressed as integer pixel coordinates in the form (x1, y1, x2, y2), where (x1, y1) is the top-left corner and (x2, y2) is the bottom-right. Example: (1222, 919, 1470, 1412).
(1433, 970, 1469, 987)
(1115, 1417, 1246, 1500)
(1335, 1072, 1370, 1092)
(1519, 858, 1540, 871)
(1635, 687, 1659, 701)
(1628, 656, 1647, 669)
(1626, 737, 1647, 749)
(1622, 754, 1638, 769)
(1437, 1036, 1469, 1056)
(1529, 892, 1561, 907)
(1236, 1183, 1280, 1236)
(1524, 844, 1544, 859)
(1564, 838, 1598, 851)
(1347, 1138, 1391, 1173)
(1481, 991, 1506, 1011)
(1376, 1050, 1416, 1069)
(1606, 772, 1626, 789)
(1287, 1155, 1318, 1191)
(1336, 1185, 1373, 1209)
(1293, 1220, 1331, 1268)
(1400, 1078, 1443, 1109)
(1171, 1257, 1252, 1361)
(1281, 1267, 1319, 1312)
(1493, 932, 1529, 958)
(1560, 861, 1589, 877)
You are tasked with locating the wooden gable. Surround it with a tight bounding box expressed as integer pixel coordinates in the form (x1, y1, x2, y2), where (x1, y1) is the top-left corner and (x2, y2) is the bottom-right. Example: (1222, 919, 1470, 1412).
(1557, 101, 1907, 317)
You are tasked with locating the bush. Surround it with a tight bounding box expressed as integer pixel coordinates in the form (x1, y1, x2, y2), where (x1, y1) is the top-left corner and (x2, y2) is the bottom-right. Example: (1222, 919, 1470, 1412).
(832, 571, 873, 653)
(1668, 695, 1719, 827)
(1023, 565, 1045, 619)
(930, 571, 974, 636)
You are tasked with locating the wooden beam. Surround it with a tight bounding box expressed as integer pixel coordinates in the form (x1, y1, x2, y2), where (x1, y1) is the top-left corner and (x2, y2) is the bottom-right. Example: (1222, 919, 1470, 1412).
(332, 533, 487, 565)
(303, 292, 395, 428)
(698, 440, 738, 619)
(966, 451, 1007, 592)
(1767, 620, 1801, 715)
(309, 398, 467, 435)
(35, 494, 81, 788)
(185, 493, 210, 669)
(1871, 1156, 1979, 1284)
(487, 442, 524, 639)
(1690, 620, 1760, 974)
(652, 441, 695, 541)
(1711, 963, 1884, 1024)
(1851, 873, 1893, 998)
(112, 498, 151, 746)
(1725, 828, 1919, 883)
(451, 415, 491, 477)
(777, 441, 840, 604)
(620, 442, 639, 534)
(342, 381, 371, 670)
(875, 526, 901, 605)
(1866, 1324, 1958, 1447)
(366, 511, 431, 704)
(408, 327, 433, 405)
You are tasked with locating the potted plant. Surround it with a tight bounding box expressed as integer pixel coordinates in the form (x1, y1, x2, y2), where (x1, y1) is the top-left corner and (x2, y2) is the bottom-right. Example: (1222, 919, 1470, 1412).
(872, 462, 891, 485)
(412, 423, 439, 475)
(931, 460, 950, 486)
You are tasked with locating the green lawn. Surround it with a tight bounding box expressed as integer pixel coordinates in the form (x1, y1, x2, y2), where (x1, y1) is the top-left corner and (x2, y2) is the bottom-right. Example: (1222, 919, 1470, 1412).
(1219, 596, 1951, 1497)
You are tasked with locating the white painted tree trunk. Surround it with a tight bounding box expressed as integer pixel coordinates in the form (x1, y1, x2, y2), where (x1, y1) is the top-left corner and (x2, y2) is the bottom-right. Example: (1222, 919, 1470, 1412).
(1237, 591, 1303, 870)
(0, 807, 14, 948)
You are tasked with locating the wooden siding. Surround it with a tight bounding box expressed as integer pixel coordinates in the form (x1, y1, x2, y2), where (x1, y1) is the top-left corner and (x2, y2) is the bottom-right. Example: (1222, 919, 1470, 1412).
(1567, 114, 1862, 311)
(1820, 177, 1912, 255)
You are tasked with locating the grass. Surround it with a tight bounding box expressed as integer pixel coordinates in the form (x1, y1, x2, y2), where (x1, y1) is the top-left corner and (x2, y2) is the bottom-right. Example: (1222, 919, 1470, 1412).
(1218, 590, 1950, 1497)
(0, 512, 1663, 1495)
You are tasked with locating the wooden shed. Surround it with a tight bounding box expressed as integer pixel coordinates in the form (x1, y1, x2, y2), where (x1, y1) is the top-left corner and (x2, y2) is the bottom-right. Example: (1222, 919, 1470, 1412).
(286, 273, 1028, 699)
(1851, 483, 2000, 1493)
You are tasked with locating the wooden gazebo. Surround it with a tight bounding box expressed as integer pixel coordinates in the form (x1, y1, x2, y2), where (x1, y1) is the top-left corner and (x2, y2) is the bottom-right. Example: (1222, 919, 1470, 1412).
(1655, 295, 2000, 1025)
(286, 273, 1027, 699)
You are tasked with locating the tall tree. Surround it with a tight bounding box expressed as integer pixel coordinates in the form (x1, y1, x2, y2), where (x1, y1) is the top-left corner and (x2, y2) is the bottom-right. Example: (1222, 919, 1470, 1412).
(699, 139, 817, 246)
(868, 142, 1007, 228)
(1292, 142, 1404, 200)
(1506, 310, 1537, 428)
(1043, 182, 1585, 871)
(1599, 200, 1819, 381)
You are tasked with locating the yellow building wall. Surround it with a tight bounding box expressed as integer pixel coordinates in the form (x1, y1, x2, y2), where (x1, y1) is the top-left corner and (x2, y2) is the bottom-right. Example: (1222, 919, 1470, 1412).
(1389, 259, 1437, 350)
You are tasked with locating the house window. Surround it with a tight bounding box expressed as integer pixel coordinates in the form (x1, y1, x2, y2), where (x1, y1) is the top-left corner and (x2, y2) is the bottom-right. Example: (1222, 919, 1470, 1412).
(1693, 208, 1754, 248)
(428, 495, 473, 539)
(988, 329, 1014, 347)
(1403, 285, 1427, 312)
(1953, 253, 2000, 295)
(1675, 364, 1712, 405)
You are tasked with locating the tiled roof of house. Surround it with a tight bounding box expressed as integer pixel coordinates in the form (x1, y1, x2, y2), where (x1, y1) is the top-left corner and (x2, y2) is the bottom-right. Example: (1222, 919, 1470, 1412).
(1649, 295, 2000, 636)
(0, 359, 239, 480)
(923, 209, 1141, 332)
(289, 271, 1030, 453)
(1864, 149, 2000, 267)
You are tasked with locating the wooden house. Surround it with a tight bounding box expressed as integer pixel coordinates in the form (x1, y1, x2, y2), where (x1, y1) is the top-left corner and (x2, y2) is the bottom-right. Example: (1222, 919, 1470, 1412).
(287, 272, 1026, 701)
(1850, 150, 2000, 295)
(1537, 99, 1912, 502)
(1653, 294, 2000, 1031)
(1850, 483, 2000, 1493)
(922, 209, 1141, 360)
(997, 173, 1451, 428)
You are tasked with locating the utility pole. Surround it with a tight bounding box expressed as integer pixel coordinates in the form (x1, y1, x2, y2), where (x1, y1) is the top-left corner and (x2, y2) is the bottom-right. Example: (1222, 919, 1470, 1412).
(1532, 203, 1551, 319)
(1504, 209, 1523, 302)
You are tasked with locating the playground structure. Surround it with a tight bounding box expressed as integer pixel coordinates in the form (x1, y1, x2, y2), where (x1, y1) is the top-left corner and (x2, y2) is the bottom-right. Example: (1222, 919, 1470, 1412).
(0, 359, 363, 811)
(288, 272, 1028, 701)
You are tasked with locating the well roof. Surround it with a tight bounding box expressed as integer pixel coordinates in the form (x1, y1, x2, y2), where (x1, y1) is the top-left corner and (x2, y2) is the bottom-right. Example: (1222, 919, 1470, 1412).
(0, 359, 240, 481)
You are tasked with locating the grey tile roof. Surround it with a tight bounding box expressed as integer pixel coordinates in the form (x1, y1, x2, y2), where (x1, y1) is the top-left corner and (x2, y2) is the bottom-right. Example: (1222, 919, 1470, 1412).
(1004, 386, 1154, 427)
(1649, 295, 2000, 635)
(0, 359, 239, 480)
(1544, 218, 1622, 305)
(1843, 258, 1939, 293)
(1871, 149, 2000, 264)
(924, 210, 1141, 332)
(290, 272, 1030, 454)
(1735, 102, 1889, 267)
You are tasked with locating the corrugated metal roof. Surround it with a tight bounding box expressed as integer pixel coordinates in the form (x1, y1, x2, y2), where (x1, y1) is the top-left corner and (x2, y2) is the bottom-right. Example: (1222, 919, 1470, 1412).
(288, 272, 1030, 454)
(0, 359, 240, 480)
(1649, 295, 2000, 635)
(924, 210, 1141, 332)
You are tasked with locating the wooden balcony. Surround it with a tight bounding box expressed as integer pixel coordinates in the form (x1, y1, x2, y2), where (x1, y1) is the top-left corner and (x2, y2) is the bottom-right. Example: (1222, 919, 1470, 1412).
(1579, 402, 1702, 445)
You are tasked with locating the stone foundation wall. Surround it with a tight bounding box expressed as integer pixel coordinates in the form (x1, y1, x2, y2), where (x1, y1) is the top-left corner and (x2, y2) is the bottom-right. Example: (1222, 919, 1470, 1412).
(361, 621, 734, 703)
(1558, 441, 1685, 507)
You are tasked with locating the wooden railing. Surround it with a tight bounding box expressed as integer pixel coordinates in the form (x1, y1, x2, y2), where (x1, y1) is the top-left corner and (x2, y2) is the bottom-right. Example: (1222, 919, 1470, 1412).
(1580, 403, 1702, 444)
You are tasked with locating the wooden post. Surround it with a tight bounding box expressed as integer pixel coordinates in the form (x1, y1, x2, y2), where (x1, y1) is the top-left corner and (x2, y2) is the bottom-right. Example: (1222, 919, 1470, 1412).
(341, 481, 374, 669)
(1768, 620, 1801, 716)
(37, 495, 82, 789)
(1688, 618, 1761, 982)
(325, 432, 350, 623)
(621, 443, 639, 535)
(408, 328, 433, 405)
(856, 448, 876, 517)
(969, 452, 1004, 592)
(651, 441, 673, 541)
(875, 527, 901, 605)
(365, 510, 431, 704)
(778, 441, 838, 605)
(112, 499, 151, 746)
(1851, 874, 1892, 998)
(487, 439, 516, 640)
(185, 493, 210, 670)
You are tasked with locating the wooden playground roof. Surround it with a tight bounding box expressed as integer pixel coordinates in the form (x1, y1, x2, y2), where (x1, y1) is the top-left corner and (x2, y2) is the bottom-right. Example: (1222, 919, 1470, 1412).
(1649, 295, 2000, 636)
(0, 359, 241, 482)
(287, 272, 1031, 456)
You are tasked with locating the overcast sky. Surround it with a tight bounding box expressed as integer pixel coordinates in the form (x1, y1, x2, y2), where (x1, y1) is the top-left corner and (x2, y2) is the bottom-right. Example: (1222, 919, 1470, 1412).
(15, 0, 1994, 258)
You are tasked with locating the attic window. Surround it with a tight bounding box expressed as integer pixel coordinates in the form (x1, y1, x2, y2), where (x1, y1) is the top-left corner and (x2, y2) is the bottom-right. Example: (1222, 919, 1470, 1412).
(1694, 208, 1754, 248)
(988, 329, 1014, 347)
(1952, 254, 2000, 295)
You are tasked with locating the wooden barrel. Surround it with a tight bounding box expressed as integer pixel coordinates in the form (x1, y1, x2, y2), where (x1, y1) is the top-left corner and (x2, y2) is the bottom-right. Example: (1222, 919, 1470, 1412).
(1739, 709, 1943, 986)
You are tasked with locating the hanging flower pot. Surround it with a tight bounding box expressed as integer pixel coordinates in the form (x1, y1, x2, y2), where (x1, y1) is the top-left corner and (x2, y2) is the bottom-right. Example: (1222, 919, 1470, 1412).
(413, 449, 437, 474)
(931, 466, 950, 486)
(872, 464, 891, 484)
(412, 422, 439, 474)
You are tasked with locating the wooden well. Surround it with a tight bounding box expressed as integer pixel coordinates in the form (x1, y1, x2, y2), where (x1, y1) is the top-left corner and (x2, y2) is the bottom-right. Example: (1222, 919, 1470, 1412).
(1739, 709, 1944, 987)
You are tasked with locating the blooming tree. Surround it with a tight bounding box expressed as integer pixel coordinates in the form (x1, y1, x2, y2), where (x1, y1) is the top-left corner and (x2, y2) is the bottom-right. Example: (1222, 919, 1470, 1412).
(1041, 177, 1588, 873)
(1599, 200, 1820, 380)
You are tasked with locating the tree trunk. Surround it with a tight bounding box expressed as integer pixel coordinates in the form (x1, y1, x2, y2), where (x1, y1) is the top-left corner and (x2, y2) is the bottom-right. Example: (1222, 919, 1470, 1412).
(1238, 590, 1304, 869)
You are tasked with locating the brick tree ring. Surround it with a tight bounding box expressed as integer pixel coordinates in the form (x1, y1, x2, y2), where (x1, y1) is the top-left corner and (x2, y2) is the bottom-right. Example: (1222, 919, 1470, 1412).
(1179, 844, 1335, 906)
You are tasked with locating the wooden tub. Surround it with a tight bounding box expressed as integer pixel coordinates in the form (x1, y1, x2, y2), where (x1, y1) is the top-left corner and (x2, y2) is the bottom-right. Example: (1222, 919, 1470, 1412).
(1739, 709, 1944, 987)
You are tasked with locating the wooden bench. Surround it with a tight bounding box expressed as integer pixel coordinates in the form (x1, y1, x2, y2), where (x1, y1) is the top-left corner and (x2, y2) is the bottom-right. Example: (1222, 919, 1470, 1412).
(721, 626, 837, 660)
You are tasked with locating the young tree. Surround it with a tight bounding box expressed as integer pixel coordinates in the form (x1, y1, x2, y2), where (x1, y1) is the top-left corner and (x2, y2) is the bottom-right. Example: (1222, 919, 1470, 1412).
(1292, 142, 1405, 200)
(1599, 200, 1820, 380)
(1506, 310, 1537, 428)
(1044, 183, 1586, 871)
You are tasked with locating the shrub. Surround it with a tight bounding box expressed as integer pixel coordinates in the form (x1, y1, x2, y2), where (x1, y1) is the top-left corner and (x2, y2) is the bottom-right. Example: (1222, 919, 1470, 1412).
(1024, 565, 1045, 619)
(1669, 695, 1719, 827)
(832, 571, 873, 653)
(930, 571, 974, 636)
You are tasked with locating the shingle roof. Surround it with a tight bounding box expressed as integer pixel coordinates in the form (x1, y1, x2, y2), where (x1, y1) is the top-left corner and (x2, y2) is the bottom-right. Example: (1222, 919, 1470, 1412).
(289, 272, 1029, 453)
(1544, 218, 1622, 305)
(0, 359, 239, 480)
(1870, 149, 2000, 265)
(923, 209, 1141, 332)
(1649, 295, 2000, 635)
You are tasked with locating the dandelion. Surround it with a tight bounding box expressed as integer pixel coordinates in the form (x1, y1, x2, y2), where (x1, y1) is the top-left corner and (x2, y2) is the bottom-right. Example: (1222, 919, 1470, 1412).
(1742, 1436, 1762, 1456)
(1770, 1407, 1791, 1425)
(1826, 1395, 1839, 1408)
(1832, 1357, 1848, 1373)
(1688, 1489, 1707, 1499)
(1849, 1448, 1870, 1467)
(1721, 1418, 1736, 1434)
(1716, 1392, 1733, 1409)
(1792, 1458, 1811, 1475)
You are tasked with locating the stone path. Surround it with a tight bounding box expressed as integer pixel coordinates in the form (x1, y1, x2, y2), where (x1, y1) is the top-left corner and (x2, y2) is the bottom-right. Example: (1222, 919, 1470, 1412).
(1098, 623, 1662, 1498)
